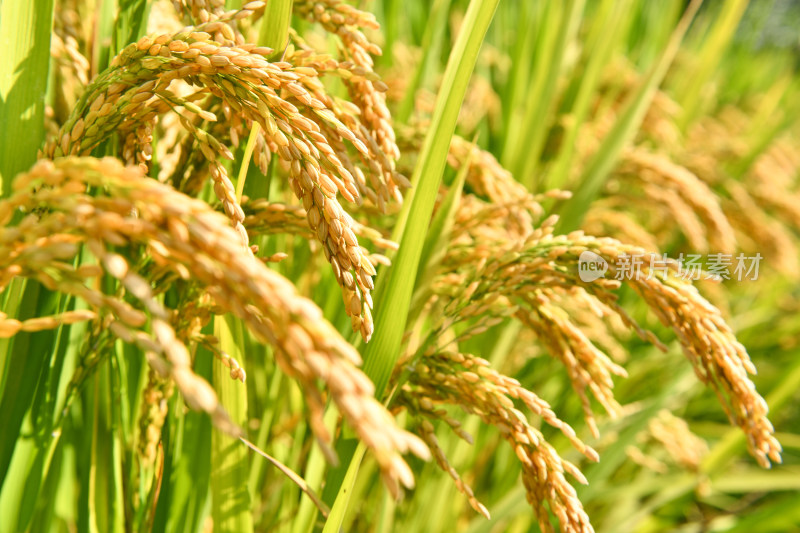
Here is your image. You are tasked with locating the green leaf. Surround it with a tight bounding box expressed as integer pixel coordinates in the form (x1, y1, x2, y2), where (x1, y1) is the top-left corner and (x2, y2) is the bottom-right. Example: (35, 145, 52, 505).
(555, 0, 703, 232)
(365, 0, 500, 403)
(395, 0, 453, 124)
(321, 0, 500, 517)
(502, 0, 586, 188)
(414, 136, 474, 289)
(259, 0, 294, 59)
(111, 0, 150, 62)
(0, 0, 55, 197)
(211, 315, 253, 533)
(320, 443, 366, 533)
(675, 0, 750, 129)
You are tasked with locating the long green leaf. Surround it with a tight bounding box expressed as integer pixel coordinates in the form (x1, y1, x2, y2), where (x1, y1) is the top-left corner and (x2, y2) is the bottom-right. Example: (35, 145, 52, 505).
(544, 0, 634, 191)
(555, 0, 703, 233)
(111, 0, 150, 62)
(259, 0, 294, 58)
(211, 315, 253, 533)
(365, 0, 500, 402)
(395, 0, 453, 124)
(676, 0, 749, 129)
(0, 0, 55, 197)
(320, 0, 500, 518)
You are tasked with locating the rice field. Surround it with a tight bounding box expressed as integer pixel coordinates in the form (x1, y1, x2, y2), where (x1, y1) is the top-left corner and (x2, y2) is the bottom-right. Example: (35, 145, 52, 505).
(1, 1, 799, 532)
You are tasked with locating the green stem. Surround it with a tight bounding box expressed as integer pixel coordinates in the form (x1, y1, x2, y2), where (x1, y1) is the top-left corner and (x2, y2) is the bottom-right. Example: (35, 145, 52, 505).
(259, 0, 294, 59)
(321, 0, 501, 520)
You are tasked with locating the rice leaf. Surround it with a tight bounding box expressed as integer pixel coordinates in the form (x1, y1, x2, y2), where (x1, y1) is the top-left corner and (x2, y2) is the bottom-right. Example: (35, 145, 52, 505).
(555, 0, 703, 233)
(676, 0, 749, 129)
(320, 443, 366, 533)
(321, 0, 499, 516)
(259, 0, 294, 58)
(0, 0, 55, 197)
(211, 315, 253, 533)
(544, 0, 634, 191)
(111, 0, 150, 61)
(396, 0, 453, 124)
(503, 0, 585, 188)
(414, 136, 475, 288)
(365, 0, 500, 401)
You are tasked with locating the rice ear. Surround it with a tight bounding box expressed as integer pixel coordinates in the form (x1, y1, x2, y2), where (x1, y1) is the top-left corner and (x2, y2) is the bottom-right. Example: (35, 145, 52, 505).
(2, 156, 429, 487)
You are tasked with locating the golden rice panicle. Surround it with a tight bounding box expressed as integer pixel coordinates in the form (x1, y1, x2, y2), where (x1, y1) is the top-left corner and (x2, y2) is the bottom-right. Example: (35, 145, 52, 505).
(427, 210, 629, 439)
(5, 157, 427, 492)
(0, 310, 97, 338)
(43, 26, 394, 337)
(293, 1, 407, 210)
(51, 0, 90, 123)
(448, 134, 539, 234)
(201, 335, 247, 382)
(138, 368, 175, 465)
(280, 145, 378, 341)
(431, 193, 779, 469)
(398, 391, 489, 519)
(169, 290, 245, 379)
(749, 135, 800, 230)
(401, 350, 595, 532)
(243, 198, 314, 239)
(625, 409, 710, 475)
(172, 0, 223, 22)
(515, 293, 627, 438)
(534, 233, 782, 468)
(87, 240, 242, 434)
(677, 111, 800, 277)
(171, 0, 257, 27)
(648, 410, 708, 471)
(583, 206, 661, 253)
(724, 181, 799, 278)
(617, 149, 736, 254)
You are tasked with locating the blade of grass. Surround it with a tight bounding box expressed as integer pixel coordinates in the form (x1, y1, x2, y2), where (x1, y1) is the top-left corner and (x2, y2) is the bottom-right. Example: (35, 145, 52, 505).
(544, 0, 635, 191)
(395, 0, 453, 124)
(676, 0, 750, 130)
(555, 0, 703, 233)
(414, 135, 475, 288)
(712, 467, 800, 493)
(320, 443, 366, 533)
(240, 437, 329, 518)
(211, 314, 253, 533)
(0, 281, 58, 485)
(153, 355, 213, 533)
(497, 1, 536, 152)
(259, 0, 294, 59)
(290, 407, 339, 533)
(500, 0, 562, 174)
(247, 365, 283, 497)
(92, 0, 119, 75)
(504, 0, 586, 188)
(0, 0, 55, 197)
(320, 0, 500, 517)
(111, 0, 150, 63)
(366, 0, 500, 399)
(725, 493, 800, 533)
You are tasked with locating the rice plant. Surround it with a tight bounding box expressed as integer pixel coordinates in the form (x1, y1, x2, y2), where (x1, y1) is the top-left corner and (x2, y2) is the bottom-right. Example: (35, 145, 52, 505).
(1, 0, 798, 532)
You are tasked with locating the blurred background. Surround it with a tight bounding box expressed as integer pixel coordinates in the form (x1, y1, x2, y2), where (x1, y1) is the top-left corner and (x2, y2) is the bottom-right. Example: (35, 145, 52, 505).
(352, 1, 800, 531)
